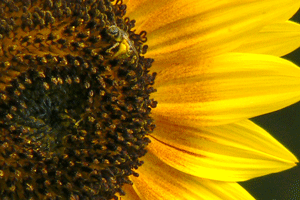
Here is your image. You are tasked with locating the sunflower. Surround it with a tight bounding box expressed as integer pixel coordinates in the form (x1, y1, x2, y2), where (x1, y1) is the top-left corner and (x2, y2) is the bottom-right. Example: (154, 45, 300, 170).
(1, 0, 300, 200)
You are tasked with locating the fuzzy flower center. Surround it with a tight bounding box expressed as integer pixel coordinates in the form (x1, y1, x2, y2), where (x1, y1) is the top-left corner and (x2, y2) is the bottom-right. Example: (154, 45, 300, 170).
(0, 0, 156, 199)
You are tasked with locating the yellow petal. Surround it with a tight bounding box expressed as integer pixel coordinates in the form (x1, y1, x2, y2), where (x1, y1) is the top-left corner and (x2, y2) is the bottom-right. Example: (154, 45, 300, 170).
(117, 184, 141, 200)
(234, 21, 300, 56)
(152, 53, 300, 126)
(132, 152, 255, 200)
(124, 0, 300, 60)
(149, 119, 297, 182)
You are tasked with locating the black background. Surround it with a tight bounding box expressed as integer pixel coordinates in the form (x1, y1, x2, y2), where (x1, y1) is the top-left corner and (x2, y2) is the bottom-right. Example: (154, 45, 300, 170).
(240, 10, 300, 200)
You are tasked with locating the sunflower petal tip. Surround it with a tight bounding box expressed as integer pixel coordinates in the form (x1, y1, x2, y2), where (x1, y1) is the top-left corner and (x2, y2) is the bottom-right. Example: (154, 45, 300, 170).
(283, 148, 299, 164)
(292, 155, 299, 164)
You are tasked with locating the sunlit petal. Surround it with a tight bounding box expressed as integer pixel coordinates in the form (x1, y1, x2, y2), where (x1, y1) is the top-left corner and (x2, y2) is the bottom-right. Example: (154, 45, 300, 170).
(152, 53, 300, 126)
(124, 0, 300, 60)
(235, 21, 300, 56)
(149, 119, 297, 182)
(131, 152, 255, 200)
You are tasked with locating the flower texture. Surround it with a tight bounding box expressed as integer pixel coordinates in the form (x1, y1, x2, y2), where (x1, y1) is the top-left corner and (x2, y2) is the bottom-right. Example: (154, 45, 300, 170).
(1, 0, 300, 200)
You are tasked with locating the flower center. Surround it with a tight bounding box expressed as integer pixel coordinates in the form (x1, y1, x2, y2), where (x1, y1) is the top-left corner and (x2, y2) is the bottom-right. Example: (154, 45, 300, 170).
(0, 0, 156, 199)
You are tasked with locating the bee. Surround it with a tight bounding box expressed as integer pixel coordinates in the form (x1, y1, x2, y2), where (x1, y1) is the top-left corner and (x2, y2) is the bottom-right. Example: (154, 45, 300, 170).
(106, 25, 139, 65)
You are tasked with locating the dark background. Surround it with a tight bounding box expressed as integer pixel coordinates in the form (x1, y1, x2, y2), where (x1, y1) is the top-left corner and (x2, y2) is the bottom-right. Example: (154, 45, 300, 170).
(240, 10, 300, 200)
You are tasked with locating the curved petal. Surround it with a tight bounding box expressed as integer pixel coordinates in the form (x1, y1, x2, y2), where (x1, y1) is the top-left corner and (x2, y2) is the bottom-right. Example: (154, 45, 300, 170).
(234, 21, 300, 56)
(117, 184, 141, 200)
(152, 53, 300, 126)
(149, 119, 298, 182)
(132, 152, 255, 200)
(124, 0, 300, 62)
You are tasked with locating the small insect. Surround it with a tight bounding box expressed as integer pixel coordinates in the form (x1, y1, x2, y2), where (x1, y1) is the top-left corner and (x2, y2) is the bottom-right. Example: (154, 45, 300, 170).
(106, 25, 139, 65)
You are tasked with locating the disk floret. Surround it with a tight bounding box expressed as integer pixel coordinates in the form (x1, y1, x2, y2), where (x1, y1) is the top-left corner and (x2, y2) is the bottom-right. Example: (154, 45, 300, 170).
(0, 0, 156, 199)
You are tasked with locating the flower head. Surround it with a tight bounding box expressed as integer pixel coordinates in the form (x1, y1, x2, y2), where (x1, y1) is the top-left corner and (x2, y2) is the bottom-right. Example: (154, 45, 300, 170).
(1, 0, 300, 199)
